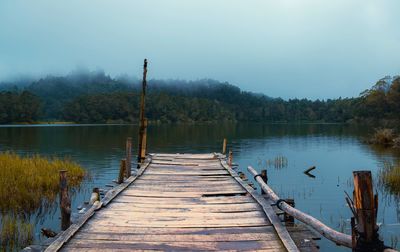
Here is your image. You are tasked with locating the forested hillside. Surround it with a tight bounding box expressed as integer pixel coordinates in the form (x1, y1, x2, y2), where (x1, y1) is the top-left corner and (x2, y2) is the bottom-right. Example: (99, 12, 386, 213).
(0, 70, 399, 124)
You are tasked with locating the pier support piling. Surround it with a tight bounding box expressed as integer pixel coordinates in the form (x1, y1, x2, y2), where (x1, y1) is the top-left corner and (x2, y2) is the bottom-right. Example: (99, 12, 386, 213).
(352, 171, 384, 252)
(228, 150, 233, 167)
(118, 159, 126, 184)
(260, 169, 268, 195)
(222, 138, 227, 155)
(59, 170, 71, 231)
(126, 137, 132, 177)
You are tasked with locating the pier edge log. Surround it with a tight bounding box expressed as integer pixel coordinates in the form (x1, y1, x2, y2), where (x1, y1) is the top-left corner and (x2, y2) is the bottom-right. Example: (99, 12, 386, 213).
(248, 165, 352, 247)
(126, 137, 132, 177)
(222, 138, 227, 155)
(59, 170, 71, 230)
(118, 159, 126, 184)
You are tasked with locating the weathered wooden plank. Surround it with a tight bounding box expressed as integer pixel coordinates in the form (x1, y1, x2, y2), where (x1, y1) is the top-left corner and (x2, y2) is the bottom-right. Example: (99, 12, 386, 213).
(112, 195, 255, 204)
(72, 231, 279, 242)
(104, 202, 262, 212)
(95, 210, 265, 220)
(62, 239, 284, 251)
(125, 185, 244, 192)
(120, 190, 247, 198)
(79, 225, 275, 235)
(143, 170, 230, 175)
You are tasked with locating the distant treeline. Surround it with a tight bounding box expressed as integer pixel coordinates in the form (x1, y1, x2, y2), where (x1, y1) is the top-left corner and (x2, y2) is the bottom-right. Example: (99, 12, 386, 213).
(0, 70, 399, 124)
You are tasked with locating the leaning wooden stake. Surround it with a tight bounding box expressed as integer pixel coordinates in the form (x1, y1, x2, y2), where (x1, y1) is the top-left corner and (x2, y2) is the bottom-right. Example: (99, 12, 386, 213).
(118, 159, 126, 184)
(126, 137, 132, 177)
(222, 138, 227, 155)
(59, 170, 71, 231)
(352, 171, 384, 251)
(137, 59, 148, 165)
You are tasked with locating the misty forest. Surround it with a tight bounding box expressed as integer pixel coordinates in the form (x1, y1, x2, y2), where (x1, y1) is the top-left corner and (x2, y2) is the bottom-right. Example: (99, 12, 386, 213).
(1, 71, 399, 125)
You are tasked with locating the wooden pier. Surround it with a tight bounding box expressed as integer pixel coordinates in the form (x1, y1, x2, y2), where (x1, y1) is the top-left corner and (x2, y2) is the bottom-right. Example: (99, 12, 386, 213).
(44, 153, 318, 251)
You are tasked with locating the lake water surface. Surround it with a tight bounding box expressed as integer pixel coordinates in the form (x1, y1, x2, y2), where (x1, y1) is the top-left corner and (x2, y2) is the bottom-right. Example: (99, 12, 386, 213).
(1, 123, 399, 251)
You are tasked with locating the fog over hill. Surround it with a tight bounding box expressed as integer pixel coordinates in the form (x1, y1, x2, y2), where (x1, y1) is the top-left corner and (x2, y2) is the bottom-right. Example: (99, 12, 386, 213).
(0, 70, 399, 124)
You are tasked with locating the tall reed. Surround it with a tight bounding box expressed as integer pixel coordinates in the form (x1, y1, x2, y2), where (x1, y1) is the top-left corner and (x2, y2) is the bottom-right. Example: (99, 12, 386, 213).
(378, 161, 400, 196)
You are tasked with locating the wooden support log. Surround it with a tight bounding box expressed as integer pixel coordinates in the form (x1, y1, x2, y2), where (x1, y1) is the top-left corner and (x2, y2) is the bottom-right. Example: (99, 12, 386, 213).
(352, 171, 384, 252)
(140, 118, 148, 162)
(59, 170, 71, 231)
(126, 137, 132, 177)
(260, 169, 268, 195)
(222, 138, 227, 155)
(248, 165, 352, 248)
(89, 188, 100, 205)
(118, 159, 126, 184)
(137, 59, 148, 165)
(284, 198, 295, 226)
(228, 150, 233, 167)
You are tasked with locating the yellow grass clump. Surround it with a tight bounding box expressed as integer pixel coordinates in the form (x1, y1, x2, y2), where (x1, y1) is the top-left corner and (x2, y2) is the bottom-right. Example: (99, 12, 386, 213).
(378, 161, 400, 196)
(0, 152, 85, 251)
(0, 151, 85, 214)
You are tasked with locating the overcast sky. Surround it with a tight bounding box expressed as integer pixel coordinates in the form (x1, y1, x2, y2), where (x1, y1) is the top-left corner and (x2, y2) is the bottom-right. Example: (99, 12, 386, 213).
(0, 0, 399, 99)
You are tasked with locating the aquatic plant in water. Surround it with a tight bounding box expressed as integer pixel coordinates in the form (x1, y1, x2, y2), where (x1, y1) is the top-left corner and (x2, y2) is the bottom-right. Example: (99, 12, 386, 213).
(378, 161, 400, 196)
(0, 152, 85, 250)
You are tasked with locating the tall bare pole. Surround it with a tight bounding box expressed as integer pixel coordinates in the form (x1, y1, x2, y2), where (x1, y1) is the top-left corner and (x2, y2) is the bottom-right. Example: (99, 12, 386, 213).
(137, 59, 148, 165)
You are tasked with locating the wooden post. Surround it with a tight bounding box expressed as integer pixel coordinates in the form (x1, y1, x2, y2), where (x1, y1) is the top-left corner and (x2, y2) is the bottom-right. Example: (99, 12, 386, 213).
(352, 171, 383, 251)
(140, 119, 148, 162)
(118, 159, 126, 184)
(137, 59, 148, 165)
(89, 188, 100, 205)
(284, 199, 295, 226)
(59, 170, 71, 230)
(260, 169, 268, 195)
(222, 138, 227, 155)
(126, 137, 132, 177)
(228, 150, 233, 167)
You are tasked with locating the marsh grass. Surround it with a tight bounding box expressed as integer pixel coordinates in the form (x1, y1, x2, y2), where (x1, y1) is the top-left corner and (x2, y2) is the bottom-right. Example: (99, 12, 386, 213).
(0, 152, 85, 251)
(257, 155, 288, 170)
(1, 215, 33, 250)
(368, 128, 397, 147)
(378, 161, 400, 196)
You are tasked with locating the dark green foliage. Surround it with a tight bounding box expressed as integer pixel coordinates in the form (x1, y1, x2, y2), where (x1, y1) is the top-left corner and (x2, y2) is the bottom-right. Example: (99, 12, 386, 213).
(0, 91, 41, 123)
(0, 71, 399, 124)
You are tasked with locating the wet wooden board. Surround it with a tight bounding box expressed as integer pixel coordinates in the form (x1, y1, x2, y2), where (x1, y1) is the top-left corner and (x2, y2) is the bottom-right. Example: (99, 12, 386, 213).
(56, 153, 296, 251)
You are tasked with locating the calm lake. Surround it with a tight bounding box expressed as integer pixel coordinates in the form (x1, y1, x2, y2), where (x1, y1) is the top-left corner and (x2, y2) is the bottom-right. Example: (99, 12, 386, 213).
(1, 123, 399, 251)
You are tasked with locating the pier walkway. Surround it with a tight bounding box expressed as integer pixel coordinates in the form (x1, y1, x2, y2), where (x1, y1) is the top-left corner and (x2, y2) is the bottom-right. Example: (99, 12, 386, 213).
(47, 153, 304, 251)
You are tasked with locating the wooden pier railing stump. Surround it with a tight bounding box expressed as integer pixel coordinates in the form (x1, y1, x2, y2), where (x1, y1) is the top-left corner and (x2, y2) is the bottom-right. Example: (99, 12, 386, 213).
(260, 169, 268, 195)
(118, 159, 127, 184)
(126, 137, 132, 177)
(222, 138, 227, 155)
(140, 118, 148, 162)
(59, 170, 71, 231)
(284, 198, 295, 226)
(352, 171, 384, 252)
(89, 188, 100, 205)
(228, 150, 233, 167)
